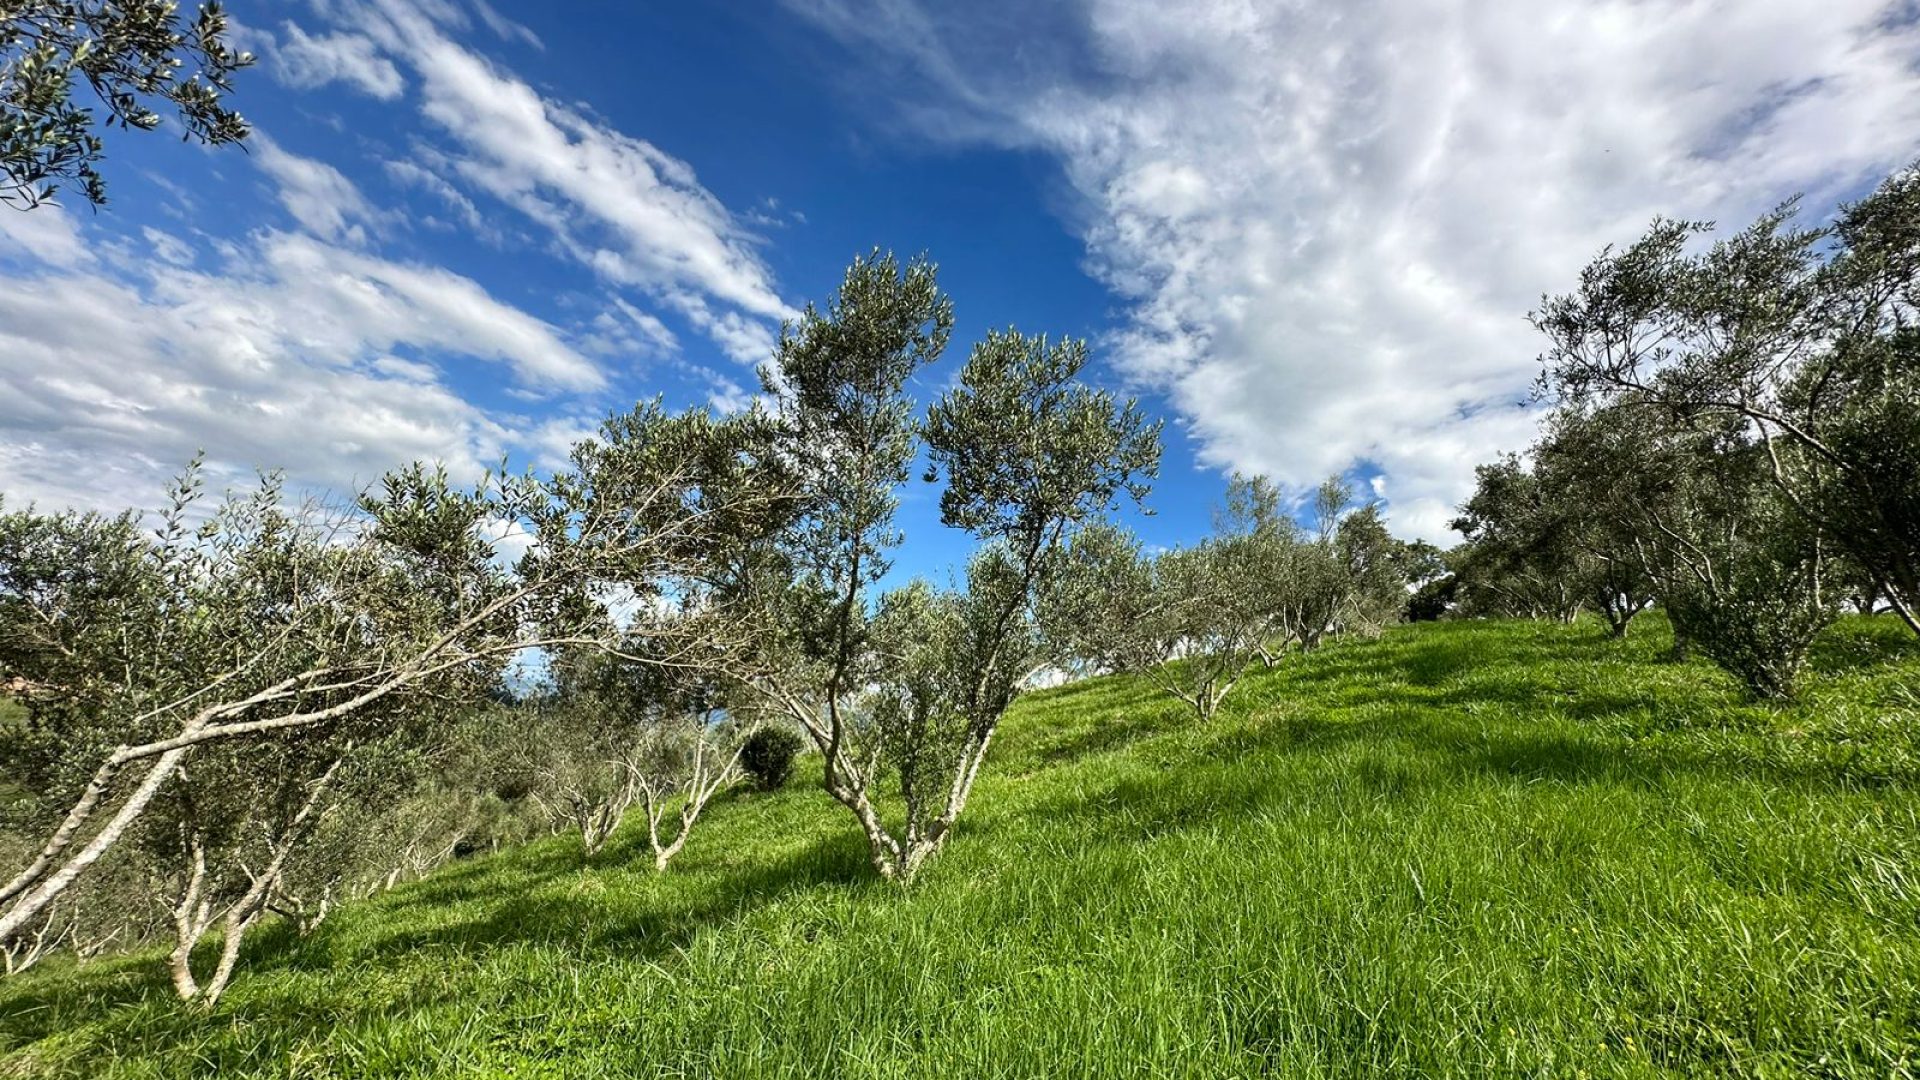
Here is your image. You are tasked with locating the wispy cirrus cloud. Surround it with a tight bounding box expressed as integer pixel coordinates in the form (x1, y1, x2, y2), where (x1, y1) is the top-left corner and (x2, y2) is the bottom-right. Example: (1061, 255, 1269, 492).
(0, 205, 597, 512)
(273, 0, 796, 364)
(786, 0, 1920, 539)
(251, 133, 390, 244)
(268, 20, 406, 99)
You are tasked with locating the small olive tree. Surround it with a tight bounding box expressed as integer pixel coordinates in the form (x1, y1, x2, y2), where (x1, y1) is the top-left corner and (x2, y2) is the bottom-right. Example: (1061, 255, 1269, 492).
(736, 252, 1160, 882)
(148, 735, 356, 1005)
(737, 725, 803, 792)
(515, 655, 655, 856)
(1137, 538, 1272, 722)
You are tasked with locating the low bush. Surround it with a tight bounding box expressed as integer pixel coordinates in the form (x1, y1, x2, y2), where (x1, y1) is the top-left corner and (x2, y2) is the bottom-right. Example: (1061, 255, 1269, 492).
(739, 726, 804, 792)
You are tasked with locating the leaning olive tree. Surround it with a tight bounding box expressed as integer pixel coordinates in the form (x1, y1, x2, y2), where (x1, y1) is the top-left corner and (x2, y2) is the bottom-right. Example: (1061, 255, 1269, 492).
(735, 252, 1160, 882)
(0, 400, 789, 950)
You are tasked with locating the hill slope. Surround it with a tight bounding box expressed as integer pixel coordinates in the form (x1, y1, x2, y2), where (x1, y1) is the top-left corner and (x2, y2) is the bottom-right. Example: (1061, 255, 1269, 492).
(3, 617, 1919, 1078)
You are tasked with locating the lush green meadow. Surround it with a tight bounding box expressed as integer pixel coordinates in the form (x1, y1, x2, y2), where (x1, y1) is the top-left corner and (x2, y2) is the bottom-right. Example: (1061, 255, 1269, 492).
(2, 616, 1917, 1078)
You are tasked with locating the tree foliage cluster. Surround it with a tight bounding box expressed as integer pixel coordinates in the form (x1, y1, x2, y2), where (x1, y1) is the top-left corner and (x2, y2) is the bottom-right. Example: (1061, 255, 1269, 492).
(2, 0, 251, 209)
(1446, 163, 1920, 699)
(1037, 474, 1434, 722)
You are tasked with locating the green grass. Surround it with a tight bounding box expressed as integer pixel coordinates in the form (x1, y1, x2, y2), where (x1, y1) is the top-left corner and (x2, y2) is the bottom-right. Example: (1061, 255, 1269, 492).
(3, 616, 1918, 1078)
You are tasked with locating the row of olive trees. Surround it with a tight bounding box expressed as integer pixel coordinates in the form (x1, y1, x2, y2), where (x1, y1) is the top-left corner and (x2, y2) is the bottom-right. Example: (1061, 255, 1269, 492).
(1449, 162, 1920, 699)
(1036, 474, 1431, 722)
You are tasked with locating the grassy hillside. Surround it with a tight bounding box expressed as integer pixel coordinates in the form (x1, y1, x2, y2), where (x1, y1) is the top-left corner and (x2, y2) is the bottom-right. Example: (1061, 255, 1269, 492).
(3, 616, 1918, 1078)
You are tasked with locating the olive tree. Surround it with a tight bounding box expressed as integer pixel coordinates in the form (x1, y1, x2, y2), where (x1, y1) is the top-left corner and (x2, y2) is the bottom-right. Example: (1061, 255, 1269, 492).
(521, 647, 748, 868)
(1333, 504, 1416, 638)
(1218, 473, 1412, 660)
(632, 709, 745, 872)
(149, 734, 356, 1005)
(1450, 456, 1591, 623)
(737, 252, 1159, 882)
(1035, 522, 1160, 677)
(1521, 398, 1837, 697)
(2, 0, 252, 208)
(1137, 538, 1272, 722)
(513, 655, 652, 856)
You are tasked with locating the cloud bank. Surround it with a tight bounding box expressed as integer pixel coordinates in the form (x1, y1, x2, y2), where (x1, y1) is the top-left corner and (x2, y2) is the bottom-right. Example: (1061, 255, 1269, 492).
(787, 0, 1920, 539)
(0, 208, 595, 511)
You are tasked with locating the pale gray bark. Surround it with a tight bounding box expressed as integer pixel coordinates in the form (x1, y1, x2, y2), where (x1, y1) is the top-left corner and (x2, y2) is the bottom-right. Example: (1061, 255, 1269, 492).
(641, 738, 745, 871)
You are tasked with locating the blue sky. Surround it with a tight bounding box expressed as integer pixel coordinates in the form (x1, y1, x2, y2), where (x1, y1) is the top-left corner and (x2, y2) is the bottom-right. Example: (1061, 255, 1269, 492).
(3, 0, 1918, 584)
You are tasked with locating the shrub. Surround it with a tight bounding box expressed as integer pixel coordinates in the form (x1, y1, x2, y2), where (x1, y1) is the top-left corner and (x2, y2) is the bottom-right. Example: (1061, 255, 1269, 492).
(1665, 537, 1837, 701)
(739, 726, 804, 792)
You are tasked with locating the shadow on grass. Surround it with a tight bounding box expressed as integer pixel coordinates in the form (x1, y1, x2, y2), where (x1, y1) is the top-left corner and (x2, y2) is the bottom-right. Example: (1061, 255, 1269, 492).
(0, 790, 879, 1063)
(354, 828, 875, 965)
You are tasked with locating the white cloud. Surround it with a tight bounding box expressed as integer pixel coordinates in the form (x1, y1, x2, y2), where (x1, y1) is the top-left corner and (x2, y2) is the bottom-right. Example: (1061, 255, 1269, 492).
(252, 133, 387, 244)
(140, 226, 196, 267)
(308, 0, 796, 364)
(383, 155, 498, 241)
(0, 202, 94, 269)
(0, 207, 599, 513)
(786, 0, 1920, 541)
(470, 0, 544, 51)
(272, 21, 407, 99)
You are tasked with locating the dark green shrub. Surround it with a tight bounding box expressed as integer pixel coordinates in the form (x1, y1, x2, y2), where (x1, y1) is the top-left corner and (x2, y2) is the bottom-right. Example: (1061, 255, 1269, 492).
(739, 726, 804, 791)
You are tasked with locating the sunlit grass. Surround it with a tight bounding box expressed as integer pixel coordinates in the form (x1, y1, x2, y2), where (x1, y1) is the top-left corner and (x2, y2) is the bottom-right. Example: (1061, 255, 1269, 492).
(3, 614, 1917, 1077)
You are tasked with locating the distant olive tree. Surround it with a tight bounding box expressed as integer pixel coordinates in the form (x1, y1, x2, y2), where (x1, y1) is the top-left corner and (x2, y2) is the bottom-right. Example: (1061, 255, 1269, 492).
(1217, 473, 1414, 660)
(737, 724, 803, 792)
(2, 0, 252, 208)
(1450, 456, 1590, 624)
(1451, 436, 1657, 638)
(1331, 503, 1411, 639)
(515, 653, 657, 857)
(1137, 538, 1272, 722)
(1034, 522, 1160, 677)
